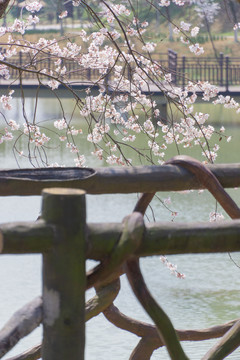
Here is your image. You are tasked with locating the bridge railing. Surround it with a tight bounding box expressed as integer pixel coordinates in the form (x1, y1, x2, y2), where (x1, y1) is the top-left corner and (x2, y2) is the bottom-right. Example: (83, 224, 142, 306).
(1, 49, 240, 91)
(170, 52, 240, 90)
(0, 162, 240, 360)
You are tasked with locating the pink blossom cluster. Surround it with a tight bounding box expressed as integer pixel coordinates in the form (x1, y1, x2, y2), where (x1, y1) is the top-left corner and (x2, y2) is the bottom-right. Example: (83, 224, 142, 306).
(25, 1, 43, 13)
(209, 212, 225, 222)
(59, 11, 68, 19)
(159, 0, 186, 6)
(0, 94, 13, 110)
(103, 4, 130, 25)
(160, 256, 186, 279)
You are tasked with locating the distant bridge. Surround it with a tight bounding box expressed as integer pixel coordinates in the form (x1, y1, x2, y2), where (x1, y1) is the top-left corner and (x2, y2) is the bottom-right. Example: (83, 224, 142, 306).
(1, 49, 240, 95)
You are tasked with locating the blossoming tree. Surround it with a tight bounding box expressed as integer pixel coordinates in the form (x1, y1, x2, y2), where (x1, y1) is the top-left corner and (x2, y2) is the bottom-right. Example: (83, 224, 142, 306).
(0, 0, 236, 170)
(0, 1, 240, 358)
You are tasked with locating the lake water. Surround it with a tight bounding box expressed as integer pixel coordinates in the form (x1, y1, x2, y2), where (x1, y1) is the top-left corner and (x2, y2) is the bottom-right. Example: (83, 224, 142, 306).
(0, 92, 240, 359)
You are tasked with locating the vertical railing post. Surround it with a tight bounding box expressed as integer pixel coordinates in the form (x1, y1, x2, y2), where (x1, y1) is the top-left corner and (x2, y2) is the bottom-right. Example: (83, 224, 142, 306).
(104, 69, 109, 93)
(182, 55, 185, 89)
(19, 51, 22, 67)
(48, 56, 51, 74)
(168, 49, 177, 85)
(219, 52, 224, 87)
(41, 188, 86, 360)
(226, 56, 229, 92)
(87, 68, 91, 81)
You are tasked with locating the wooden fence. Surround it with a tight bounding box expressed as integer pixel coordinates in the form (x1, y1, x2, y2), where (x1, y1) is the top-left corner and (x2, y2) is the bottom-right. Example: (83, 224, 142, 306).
(0, 160, 240, 360)
(1, 49, 240, 91)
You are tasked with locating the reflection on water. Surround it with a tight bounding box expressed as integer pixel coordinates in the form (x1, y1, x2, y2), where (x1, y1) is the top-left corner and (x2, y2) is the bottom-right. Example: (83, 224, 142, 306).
(0, 93, 240, 359)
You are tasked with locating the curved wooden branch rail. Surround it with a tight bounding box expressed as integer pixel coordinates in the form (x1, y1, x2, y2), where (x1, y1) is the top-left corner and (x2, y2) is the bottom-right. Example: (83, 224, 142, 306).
(86, 279, 120, 321)
(103, 304, 240, 359)
(0, 297, 42, 358)
(165, 156, 240, 219)
(3, 297, 240, 360)
(0, 162, 239, 195)
(126, 258, 189, 360)
(126, 155, 240, 360)
(82, 155, 240, 360)
(202, 320, 240, 360)
(86, 212, 144, 290)
(5, 345, 41, 360)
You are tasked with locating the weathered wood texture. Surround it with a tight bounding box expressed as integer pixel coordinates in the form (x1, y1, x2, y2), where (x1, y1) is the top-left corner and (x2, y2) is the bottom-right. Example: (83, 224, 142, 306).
(87, 213, 144, 289)
(202, 320, 240, 360)
(3, 301, 239, 360)
(41, 188, 86, 360)
(0, 163, 239, 195)
(87, 220, 240, 260)
(165, 156, 240, 219)
(86, 279, 120, 321)
(1, 219, 240, 257)
(0, 297, 42, 358)
(126, 258, 189, 360)
(0, 221, 53, 254)
(104, 304, 240, 345)
(5, 344, 41, 360)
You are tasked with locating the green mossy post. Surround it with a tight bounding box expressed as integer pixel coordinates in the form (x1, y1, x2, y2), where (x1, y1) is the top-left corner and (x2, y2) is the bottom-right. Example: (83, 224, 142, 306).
(41, 188, 86, 360)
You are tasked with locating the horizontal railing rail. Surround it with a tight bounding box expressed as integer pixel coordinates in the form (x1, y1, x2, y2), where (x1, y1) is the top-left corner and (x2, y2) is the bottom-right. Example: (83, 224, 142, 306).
(0, 162, 239, 195)
(1, 217, 240, 258)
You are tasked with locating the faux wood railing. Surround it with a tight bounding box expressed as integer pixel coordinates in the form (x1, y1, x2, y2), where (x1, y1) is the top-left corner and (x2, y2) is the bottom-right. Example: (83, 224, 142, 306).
(0, 158, 240, 360)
